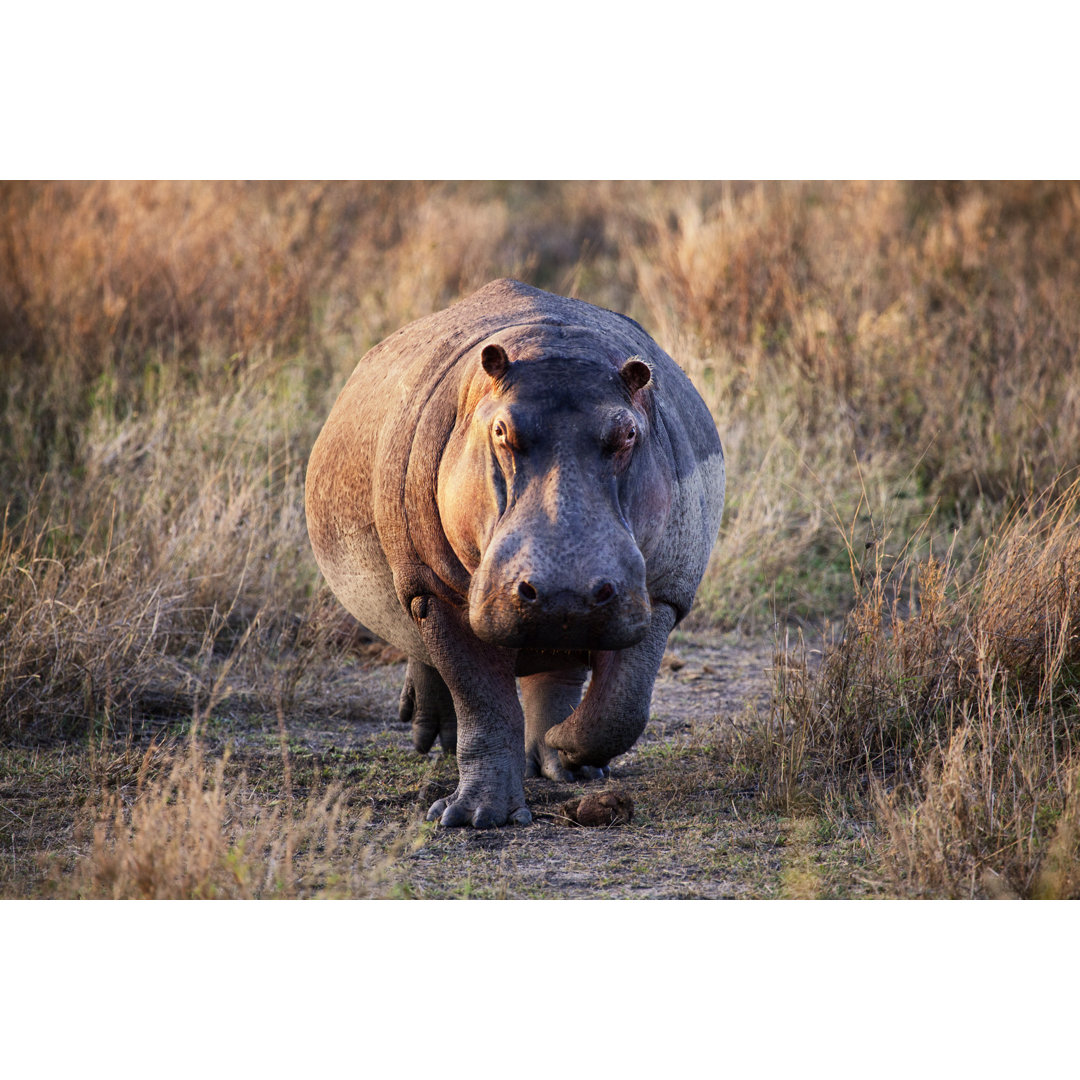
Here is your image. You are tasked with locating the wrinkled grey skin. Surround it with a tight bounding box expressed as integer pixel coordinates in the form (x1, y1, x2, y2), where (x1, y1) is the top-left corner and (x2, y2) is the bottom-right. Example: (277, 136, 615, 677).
(305, 279, 724, 828)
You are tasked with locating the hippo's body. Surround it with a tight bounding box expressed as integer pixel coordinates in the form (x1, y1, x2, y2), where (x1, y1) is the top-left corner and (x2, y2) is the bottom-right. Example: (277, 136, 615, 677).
(306, 279, 724, 827)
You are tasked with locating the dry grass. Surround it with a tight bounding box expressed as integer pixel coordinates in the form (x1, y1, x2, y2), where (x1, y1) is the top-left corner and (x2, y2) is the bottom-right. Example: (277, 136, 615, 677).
(761, 479, 1080, 897)
(3, 180, 1080, 898)
(56, 737, 411, 899)
(638, 180, 1080, 627)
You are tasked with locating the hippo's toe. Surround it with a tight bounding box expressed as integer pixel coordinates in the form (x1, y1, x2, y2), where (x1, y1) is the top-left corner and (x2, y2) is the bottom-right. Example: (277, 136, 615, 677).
(426, 780, 531, 829)
(525, 738, 575, 783)
(566, 761, 610, 781)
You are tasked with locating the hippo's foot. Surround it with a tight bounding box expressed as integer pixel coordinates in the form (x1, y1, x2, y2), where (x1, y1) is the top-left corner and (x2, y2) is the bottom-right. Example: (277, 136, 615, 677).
(545, 717, 617, 774)
(525, 735, 574, 782)
(545, 727, 620, 776)
(545, 606, 677, 773)
(399, 658, 457, 754)
(562, 759, 610, 781)
(525, 737, 609, 782)
(426, 758, 531, 829)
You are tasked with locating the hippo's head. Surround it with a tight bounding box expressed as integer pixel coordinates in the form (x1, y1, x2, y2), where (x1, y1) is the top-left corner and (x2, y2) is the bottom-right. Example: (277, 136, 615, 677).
(439, 336, 667, 652)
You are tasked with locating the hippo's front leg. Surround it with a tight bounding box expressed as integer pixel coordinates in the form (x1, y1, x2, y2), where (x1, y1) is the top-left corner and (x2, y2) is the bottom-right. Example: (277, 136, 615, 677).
(408, 594, 531, 828)
(545, 602, 678, 770)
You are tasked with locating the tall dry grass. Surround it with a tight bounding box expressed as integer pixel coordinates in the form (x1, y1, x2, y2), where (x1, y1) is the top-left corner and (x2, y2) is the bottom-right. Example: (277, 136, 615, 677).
(0, 358, 325, 739)
(760, 478, 1080, 897)
(61, 738, 406, 899)
(630, 180, 1080, 626)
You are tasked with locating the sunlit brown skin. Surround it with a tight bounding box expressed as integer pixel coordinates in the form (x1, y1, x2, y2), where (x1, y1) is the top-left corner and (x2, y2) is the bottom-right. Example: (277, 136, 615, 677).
(306, 280, 724, 828)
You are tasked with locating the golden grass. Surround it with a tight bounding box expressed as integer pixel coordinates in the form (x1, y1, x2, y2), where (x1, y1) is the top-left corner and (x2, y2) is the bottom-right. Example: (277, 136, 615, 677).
(0, 374, 317, 739)
(762, 479, 1080, 897)
(61, 738, 406, 899)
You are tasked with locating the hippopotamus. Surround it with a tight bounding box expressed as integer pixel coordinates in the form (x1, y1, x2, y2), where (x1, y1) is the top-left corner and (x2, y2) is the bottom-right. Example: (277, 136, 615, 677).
(305, 279, 724, 828)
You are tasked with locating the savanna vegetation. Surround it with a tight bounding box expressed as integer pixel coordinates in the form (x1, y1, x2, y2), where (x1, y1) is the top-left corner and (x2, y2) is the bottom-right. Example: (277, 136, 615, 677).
(2, 180, 1078, 898)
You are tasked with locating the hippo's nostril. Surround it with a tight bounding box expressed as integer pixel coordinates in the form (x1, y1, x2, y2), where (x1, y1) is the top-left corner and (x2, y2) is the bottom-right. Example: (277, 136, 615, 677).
(517, 580, 538, 602)
(592, 581, 616, 606)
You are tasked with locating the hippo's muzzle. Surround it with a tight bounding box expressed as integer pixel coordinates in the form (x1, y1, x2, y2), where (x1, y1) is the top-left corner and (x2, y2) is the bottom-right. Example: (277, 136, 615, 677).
(469, 556, 651, 651)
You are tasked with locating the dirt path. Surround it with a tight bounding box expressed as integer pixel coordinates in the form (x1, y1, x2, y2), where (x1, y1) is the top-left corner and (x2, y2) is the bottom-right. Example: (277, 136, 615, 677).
(4, 630, 874, 899)
(293, 629, 774, 753)
(277, 630, 826, 899)
(646, 630, 775, 742)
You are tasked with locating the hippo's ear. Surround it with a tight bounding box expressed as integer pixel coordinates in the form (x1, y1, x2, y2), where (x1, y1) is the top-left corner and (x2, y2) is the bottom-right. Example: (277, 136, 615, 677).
(481, 343, 511, 380)
(620, 356, 652, 395)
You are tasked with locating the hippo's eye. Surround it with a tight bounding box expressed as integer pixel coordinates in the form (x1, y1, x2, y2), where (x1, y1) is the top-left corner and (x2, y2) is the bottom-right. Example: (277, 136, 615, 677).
(492, 414, 529, 452)
(605, 421, 637, 456)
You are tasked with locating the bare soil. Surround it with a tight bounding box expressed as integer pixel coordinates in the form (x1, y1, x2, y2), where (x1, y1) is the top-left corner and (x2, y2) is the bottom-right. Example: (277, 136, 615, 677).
(1, 629, 879, 899)
(287, 629, 773, 756)
(268, 630, 877, 899)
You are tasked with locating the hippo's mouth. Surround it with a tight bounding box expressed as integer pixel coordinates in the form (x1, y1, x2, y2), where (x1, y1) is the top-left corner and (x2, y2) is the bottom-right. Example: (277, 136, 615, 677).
(468, 588, 652, 651)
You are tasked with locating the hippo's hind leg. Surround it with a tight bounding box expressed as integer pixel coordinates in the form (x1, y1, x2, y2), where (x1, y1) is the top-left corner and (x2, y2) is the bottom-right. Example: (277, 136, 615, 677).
(399, 657, 457, 754)
(545, 602, 678, 770)
(520, 665, 588, 782)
